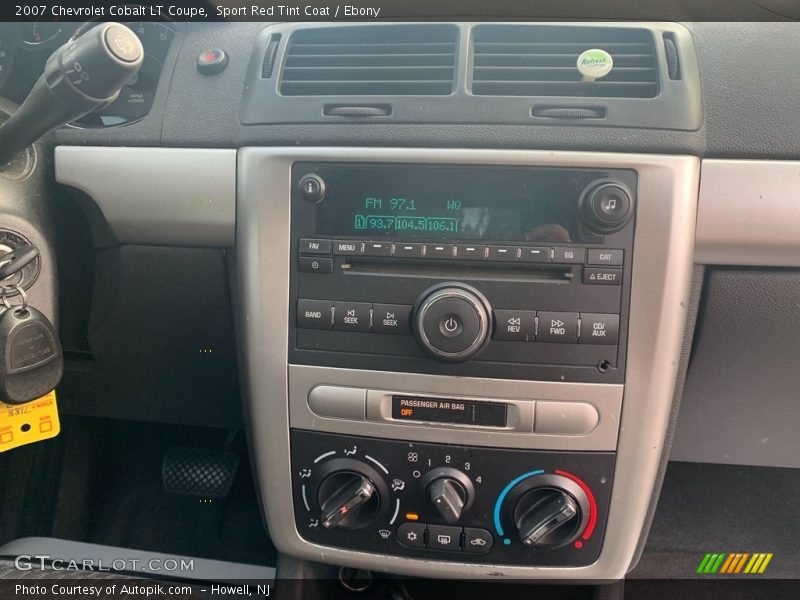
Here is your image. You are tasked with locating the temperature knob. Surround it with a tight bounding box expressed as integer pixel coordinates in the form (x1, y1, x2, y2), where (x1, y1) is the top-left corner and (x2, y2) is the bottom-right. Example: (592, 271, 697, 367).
(510, 474, 589, 549)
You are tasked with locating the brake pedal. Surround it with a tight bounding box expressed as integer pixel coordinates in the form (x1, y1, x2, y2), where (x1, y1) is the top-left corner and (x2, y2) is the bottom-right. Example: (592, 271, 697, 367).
(162, 447, 239, 499)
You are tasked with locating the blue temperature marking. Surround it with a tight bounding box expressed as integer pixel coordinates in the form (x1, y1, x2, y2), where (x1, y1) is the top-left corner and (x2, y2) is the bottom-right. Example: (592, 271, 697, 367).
(493, 470, 546, 537)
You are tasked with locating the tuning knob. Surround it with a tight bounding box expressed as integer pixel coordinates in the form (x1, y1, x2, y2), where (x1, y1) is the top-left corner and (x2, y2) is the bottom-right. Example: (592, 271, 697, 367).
(413, 283, 492, 362)
(317, 470, 380, 529)
(578, 179, 633, 234)
(422, 468, 475, 524)
(511, 475, 589, 549)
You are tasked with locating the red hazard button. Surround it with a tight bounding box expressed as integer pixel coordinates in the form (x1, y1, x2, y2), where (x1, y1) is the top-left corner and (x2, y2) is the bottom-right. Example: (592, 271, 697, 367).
(196, 48, 228, 75)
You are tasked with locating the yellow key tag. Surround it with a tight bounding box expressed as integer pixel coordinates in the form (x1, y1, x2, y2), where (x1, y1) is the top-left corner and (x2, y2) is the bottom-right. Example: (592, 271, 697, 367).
(0, 390, 60, 452)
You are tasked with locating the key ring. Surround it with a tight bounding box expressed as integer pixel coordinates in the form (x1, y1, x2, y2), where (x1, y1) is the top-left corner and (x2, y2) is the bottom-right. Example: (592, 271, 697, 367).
(1, 284, 28, 313)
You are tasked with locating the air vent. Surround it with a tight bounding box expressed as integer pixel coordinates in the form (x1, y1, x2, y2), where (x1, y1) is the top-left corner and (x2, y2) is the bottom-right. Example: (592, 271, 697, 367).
(280, 25, 458, 96)
(472, 25, 659, 98)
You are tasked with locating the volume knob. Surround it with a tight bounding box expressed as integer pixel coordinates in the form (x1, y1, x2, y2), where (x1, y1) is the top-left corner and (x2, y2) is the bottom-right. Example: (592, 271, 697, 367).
(413, 283, 492, 362)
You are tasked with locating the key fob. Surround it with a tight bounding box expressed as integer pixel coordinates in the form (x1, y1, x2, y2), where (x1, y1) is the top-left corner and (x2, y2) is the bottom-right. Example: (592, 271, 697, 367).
(0, 305, 63, 405)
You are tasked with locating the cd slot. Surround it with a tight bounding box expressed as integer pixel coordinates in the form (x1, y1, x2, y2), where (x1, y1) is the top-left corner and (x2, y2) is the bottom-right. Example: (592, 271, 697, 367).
(342, 258, 572, 283)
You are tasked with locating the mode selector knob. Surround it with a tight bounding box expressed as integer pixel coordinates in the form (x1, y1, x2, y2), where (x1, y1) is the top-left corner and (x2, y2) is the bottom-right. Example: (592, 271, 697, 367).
(414, 283, 492, 362)
(317, 468, 381, 530)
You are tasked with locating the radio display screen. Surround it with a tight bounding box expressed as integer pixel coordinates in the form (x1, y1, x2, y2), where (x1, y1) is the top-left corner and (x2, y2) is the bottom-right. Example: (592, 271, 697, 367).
(310, 164, 608, 242)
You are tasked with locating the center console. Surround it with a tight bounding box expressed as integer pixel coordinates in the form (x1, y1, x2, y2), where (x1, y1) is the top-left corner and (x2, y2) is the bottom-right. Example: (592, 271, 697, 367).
(238, 147, 699, 579)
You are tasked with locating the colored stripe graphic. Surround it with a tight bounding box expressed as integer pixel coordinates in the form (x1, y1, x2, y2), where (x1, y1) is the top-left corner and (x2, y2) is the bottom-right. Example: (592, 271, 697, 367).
(699, 552, 773, 574)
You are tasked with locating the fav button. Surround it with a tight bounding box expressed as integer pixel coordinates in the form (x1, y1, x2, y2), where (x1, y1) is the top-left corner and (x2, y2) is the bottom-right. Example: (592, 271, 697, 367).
(397, 522, 426, 548)
(536, 311, 579, 343)
(372, 303, 412, 335)
(427, 524, 461, 551)
(298, 238, 332, 255)
(333, 302, 371, 332)
(463, 527, 494, 553)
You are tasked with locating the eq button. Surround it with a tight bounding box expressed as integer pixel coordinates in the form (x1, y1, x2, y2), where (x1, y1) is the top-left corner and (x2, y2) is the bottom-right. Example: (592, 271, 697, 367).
(553, 247, 586, 264)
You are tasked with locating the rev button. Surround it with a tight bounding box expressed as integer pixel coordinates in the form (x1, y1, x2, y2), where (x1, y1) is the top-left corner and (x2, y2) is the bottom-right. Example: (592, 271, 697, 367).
(493, 309, 536, 341)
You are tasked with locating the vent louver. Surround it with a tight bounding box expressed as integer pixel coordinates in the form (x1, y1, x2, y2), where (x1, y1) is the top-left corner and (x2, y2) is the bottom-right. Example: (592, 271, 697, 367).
(472, 25, 659, 98)
(280, 25, 458, 96)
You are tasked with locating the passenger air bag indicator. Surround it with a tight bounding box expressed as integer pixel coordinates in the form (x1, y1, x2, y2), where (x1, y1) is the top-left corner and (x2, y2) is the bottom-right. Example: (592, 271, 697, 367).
(392, 396, 507, 427)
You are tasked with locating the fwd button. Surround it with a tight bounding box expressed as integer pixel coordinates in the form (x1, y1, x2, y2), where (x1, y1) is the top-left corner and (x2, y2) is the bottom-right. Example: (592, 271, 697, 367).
(536, 312, 579, 343)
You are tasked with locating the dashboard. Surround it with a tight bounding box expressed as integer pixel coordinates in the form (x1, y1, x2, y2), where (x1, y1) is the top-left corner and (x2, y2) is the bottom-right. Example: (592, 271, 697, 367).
(1, 16, 799, 586)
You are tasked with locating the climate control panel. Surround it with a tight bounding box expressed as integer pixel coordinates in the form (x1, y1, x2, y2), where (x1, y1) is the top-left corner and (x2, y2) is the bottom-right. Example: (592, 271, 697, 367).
(291, 430, 614, 566)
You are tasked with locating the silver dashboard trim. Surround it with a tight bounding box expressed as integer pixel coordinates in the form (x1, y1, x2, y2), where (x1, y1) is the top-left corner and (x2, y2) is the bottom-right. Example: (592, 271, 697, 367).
(55, 146, 236, 247)
(696, 159, 800, 267)
(291, 365, 619, 450)
(237, 147, 699, 579)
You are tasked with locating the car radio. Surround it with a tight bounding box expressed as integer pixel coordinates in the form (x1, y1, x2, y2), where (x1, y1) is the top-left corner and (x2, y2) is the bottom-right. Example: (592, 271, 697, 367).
(290, 162, 635, 384)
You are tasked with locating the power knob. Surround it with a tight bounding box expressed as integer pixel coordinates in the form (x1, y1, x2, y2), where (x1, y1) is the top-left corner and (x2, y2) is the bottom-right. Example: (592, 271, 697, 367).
(413, 283, 492, 362)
